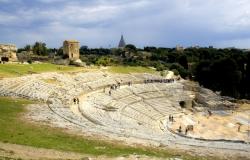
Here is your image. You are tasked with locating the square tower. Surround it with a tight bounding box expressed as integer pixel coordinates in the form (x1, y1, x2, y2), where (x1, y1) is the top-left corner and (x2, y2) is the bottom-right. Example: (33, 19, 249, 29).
(63, 40, 80, 60)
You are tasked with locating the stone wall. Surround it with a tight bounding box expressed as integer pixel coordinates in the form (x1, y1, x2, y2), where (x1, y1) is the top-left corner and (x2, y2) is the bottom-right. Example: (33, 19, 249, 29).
(0, 44, 18, 62)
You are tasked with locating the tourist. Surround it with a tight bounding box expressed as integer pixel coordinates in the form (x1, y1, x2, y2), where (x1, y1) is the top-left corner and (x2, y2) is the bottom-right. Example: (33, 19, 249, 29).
(169, 115, 173, 122)
(109, 90, 112, 96)
(178, 125, 182, 133)
(208, 110, 212, 116)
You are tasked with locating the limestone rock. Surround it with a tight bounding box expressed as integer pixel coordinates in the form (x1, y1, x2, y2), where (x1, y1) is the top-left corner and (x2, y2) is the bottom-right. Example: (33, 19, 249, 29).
(0, 44, 18, 61)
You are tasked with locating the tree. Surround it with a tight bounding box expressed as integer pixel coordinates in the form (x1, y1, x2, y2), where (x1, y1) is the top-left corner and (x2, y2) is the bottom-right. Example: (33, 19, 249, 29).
(24, 45, 32, 52)
(178, 55, 188, 69)
(167, 52, 178, 63)
(125, 44, 137, 52)
(96, 56, 114, 66)
(80, 46, 89, 55)
(194, 61, 212, 88)
(57, 47, 64, 56)
(170, 63, 189, 78)
(245, 53, 250, 98)
(33, 42, 48, 56)
(211, 58, 241, 97)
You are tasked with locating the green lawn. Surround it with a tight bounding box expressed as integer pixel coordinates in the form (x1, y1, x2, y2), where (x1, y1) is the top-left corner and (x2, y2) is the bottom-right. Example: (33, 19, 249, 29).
(108, 66, 156, 74)
(0, 63, 157, 78)
(0, 97, 208, 159)
(0, 63, 82, 77)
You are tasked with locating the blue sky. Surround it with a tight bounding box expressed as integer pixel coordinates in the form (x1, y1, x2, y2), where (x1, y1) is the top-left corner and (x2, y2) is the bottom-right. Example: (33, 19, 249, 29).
(0, 0, 250, 48)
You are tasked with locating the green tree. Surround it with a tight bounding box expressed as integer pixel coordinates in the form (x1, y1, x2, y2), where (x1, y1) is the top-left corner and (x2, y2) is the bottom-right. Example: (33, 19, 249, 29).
(96, 56, 114, 66)
(125, 44, 137, 53)
(33, 42, 48, 56)
(57, 47, 64, 56)
(245, 53, 250, 98)
(24, 45, 32, 52)
(122, 44, 136, 59)
(170, 63, 188, 78)
(178, 55, 188, 69)
(194, 61, 212, 88)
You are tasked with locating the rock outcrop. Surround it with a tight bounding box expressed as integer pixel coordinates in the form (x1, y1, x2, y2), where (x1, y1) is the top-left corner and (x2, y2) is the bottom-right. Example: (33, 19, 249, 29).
(0, 44, 18, 62)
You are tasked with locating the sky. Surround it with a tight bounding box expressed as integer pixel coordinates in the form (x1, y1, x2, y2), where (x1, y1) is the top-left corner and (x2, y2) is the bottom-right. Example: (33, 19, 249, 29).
(0, 0, 250, 49)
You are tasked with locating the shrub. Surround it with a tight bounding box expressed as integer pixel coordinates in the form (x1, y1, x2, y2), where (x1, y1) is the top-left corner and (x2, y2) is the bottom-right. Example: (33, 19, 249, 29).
(172, 69, 179, 75)
(27, 60, 32, 64)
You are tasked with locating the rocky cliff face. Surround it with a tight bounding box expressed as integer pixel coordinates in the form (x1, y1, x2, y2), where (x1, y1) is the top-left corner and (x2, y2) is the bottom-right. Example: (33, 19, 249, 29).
(0, 44, 18, 61)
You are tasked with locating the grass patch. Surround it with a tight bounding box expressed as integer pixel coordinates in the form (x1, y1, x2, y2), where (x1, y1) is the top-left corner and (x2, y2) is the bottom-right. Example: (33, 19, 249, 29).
(0, 63, 82, 78)
(108, 66, 156, 74)
(0, 97, 208, 159)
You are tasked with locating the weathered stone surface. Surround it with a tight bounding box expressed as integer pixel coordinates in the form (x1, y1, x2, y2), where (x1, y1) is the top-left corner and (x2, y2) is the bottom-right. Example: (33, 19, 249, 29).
(63, 40, 80, 60)
(0, 71, 249, 159)
(0, 44, 18, 61)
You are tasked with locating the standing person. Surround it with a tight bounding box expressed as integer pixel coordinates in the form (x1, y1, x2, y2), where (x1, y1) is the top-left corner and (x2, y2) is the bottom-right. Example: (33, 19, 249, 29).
(179, 125, 182, 133)
(109, 90, 111, 96)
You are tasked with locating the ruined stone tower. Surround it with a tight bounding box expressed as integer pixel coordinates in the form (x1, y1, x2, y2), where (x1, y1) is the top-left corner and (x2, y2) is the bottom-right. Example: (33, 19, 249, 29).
(118, 35, 126, 48)
(63, 40, 80, 60)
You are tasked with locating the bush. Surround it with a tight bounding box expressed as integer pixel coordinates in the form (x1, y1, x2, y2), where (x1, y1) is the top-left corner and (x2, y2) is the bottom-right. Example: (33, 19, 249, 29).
(172, 69, 179, 75)
(27, 60, 32, 64)
(96, 56, 114, 66)
(170, 63, 188, 78)
(156, 63, 165, 71)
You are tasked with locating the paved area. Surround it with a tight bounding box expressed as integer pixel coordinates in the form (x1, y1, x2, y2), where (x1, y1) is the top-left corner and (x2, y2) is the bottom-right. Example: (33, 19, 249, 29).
(170, 110, 250, 142)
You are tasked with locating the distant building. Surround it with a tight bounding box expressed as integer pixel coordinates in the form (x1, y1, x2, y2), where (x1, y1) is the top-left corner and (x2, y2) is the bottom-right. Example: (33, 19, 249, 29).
(63, 40, 80, 60)
(118, 35, 126, 48)
(176, 45, 184, 52)
(0, 44, 18, 62)
(191, 45, 200, 49)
